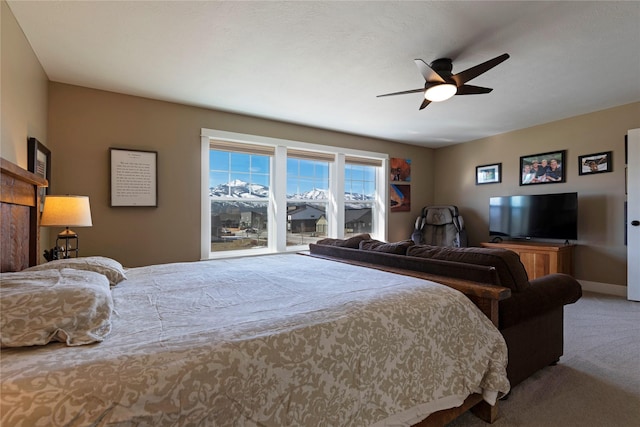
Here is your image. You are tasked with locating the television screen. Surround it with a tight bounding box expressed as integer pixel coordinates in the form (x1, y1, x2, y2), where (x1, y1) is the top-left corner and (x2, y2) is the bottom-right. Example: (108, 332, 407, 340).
(489, 192, 578, 241)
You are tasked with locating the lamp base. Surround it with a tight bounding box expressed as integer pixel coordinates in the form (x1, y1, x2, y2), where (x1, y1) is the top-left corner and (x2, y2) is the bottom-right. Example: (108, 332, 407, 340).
(55, 231, 80, 259)
(57, 227, 78, 238)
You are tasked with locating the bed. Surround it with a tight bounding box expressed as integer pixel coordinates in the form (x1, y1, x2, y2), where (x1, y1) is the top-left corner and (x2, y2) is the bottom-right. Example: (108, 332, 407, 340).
(0, 158, 509, 426)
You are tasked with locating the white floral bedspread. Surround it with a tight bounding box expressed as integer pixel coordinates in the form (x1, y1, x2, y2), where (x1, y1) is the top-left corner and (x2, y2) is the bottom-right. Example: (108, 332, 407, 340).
(0, 253, 509, 426)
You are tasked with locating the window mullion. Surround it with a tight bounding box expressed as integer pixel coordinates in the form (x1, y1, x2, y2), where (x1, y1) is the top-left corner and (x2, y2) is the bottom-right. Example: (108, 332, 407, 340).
(201, 136, 211, 260)
(330, 153, 345, 238)
(376, 158, 389, 240)
(273, 146, 288, 252)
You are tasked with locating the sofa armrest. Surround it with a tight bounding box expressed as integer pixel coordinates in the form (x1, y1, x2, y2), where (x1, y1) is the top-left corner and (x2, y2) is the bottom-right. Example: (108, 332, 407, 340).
(499, 273, 582, 329)
(529, 273, 583, 305)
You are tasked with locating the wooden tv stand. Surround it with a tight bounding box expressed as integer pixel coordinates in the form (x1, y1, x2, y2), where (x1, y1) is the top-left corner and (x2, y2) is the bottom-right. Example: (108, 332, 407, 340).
(480, 241, 575, 279)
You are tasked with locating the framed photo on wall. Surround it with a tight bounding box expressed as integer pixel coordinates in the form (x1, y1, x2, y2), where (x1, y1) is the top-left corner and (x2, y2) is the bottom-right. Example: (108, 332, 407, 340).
(390, 158, 411, 182)
(519, 150, 566, 185)
(27, 137, 51, 211)
(110, 148, 158, 207)
(390, 184, 411, 212)
(578, 151, 612, 175)
(476, 163, 501, 185)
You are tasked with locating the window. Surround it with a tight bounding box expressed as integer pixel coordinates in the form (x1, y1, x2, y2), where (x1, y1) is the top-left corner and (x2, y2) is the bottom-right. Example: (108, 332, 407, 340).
(208, 142, 273, 254)
(201, 129, 387, 259)
(286, 151, 332, 247)
(344, 160, 377, 237)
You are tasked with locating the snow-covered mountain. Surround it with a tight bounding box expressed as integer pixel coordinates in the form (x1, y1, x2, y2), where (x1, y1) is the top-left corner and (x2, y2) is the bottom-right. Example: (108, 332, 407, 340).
(210, 180, 269, 199)
(289, 188, 328, 200)
(209, 180, 373, 204)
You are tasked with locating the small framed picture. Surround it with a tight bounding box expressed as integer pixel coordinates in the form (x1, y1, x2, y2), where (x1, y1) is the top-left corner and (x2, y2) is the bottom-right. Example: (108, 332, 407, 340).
(578, 151, 612, 175)
(27, 137, 51, 211)
(520, 150, 566, 185)
(476, 163, 502, 185)
(390, 158, 411, 182)
(390, 184, 411, 212)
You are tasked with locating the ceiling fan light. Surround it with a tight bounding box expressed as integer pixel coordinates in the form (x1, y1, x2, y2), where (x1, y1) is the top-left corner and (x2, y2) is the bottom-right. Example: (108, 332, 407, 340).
(425, 83, 457, 102)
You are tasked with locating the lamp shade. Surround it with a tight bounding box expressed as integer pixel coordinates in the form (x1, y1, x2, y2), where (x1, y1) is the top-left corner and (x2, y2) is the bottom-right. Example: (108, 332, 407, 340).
(424, 83, 457, 102)
(40, 195, 93, 227)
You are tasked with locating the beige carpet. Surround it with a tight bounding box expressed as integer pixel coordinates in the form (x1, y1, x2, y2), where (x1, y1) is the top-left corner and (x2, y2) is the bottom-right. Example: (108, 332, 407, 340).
(447, 292, 640, 427)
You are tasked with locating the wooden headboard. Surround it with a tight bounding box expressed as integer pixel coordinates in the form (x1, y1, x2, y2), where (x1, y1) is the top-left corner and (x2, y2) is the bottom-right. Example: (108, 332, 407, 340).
(1, 158, 48, 272)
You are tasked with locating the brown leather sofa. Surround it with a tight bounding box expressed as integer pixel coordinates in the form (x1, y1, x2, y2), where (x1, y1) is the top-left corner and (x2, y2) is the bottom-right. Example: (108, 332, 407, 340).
(309, 235, 582, 388)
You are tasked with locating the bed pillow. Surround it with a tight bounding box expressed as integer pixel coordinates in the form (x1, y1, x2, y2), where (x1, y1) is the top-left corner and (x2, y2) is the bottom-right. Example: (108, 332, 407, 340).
(315, 233, 371, 248)
(0, 268, 113, 348)
(24, 256, 127, 286)
(359, 239, 415, 255)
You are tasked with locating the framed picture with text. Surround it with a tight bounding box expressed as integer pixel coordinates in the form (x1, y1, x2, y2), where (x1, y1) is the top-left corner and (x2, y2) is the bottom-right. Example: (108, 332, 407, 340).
(110, 148, 158, 207)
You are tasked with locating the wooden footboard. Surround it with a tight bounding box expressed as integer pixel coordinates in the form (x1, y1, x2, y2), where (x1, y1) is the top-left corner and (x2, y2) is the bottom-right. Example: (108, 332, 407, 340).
(414, 394, 498, 426)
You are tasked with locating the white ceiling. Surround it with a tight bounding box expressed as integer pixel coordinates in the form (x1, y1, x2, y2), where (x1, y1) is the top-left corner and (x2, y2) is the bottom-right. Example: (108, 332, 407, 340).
(8, 1, 640, 148)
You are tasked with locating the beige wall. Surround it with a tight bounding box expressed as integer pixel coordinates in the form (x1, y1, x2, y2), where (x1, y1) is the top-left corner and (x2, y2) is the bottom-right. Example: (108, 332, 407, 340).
(1, 0, 51, 254)
(434, 102, 640, 288)
(0, 0, 49, 164)
(48, 83, 434, 267)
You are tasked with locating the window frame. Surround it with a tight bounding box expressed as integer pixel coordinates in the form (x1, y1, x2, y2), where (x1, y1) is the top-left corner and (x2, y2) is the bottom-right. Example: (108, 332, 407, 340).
(343, 161, 378, 238)
(286, 153, 332, 248)
(201, 129, 388, 259)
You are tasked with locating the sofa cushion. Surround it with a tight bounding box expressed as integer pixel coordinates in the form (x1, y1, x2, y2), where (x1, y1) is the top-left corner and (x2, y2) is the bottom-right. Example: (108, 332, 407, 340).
(359, 239, 414, 255)
(315, 234, 371, 249)
(406, 245, 530, 292)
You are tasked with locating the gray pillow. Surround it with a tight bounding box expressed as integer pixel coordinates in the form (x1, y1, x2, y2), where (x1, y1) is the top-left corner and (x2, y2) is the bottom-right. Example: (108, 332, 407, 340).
(24, 256, 127, 286)
(1, 269, 113, 347)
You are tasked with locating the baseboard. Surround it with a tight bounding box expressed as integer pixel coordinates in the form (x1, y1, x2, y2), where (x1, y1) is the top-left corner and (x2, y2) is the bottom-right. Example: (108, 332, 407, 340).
(578, 280, 627, 297)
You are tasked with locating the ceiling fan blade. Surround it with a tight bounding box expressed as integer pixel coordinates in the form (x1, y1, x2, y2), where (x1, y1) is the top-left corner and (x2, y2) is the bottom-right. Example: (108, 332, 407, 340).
(414, 59, 446, 83)
(451, 53, 510, 86)
(419, 99, 431, 110)
(376, 88, 425, 98)
(456, 84, 493, 95)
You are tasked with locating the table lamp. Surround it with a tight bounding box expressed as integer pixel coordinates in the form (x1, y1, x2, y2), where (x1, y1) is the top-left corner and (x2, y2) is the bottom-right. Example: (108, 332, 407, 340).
(40, 195, 92, 258)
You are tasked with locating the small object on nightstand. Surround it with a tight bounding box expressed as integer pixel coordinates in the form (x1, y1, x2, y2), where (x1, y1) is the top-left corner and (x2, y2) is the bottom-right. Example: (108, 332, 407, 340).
(43, 246, 66, 262)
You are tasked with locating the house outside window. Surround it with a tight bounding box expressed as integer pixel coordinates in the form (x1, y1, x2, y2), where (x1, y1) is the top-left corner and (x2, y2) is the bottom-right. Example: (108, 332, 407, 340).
(201, 129, 388, 259)
(286, 151, 332, 247)
(344, 160, 377, 237)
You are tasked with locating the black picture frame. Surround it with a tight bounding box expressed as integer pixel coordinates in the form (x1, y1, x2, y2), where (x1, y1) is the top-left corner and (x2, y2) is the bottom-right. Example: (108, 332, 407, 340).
(110, 148, 158, 207)
(27, 137, 51, 210)
(519, 150, 566, 185)
(578, 151, 612, 175)
(476, 163, 502, 185)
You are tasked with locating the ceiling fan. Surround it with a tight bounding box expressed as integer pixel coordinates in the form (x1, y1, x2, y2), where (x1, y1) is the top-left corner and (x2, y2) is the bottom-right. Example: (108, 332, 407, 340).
(377, 53, 510, 110)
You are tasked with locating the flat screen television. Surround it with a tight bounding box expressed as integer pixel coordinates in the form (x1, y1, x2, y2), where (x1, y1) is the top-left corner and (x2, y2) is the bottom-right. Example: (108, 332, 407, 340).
(489, 192, 578, 241)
